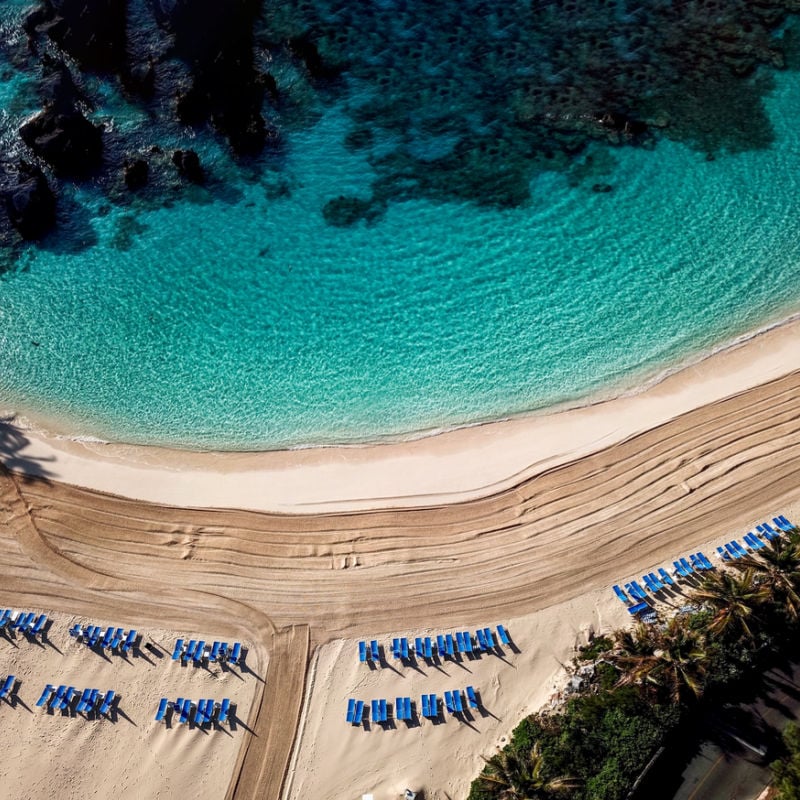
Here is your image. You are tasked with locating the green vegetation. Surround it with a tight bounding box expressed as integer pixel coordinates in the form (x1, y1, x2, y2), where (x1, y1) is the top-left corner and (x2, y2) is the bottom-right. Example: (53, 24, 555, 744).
(468, 528, 800, 800)
(772, 723, 800, 800)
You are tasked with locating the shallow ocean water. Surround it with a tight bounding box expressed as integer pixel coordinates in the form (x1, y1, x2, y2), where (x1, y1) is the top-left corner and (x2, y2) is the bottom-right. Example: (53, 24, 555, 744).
(1, 3, 800, 450)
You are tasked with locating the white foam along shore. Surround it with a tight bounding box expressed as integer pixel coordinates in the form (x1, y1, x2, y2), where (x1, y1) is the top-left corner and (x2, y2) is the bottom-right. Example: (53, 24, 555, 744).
(1, 315, 799, 513)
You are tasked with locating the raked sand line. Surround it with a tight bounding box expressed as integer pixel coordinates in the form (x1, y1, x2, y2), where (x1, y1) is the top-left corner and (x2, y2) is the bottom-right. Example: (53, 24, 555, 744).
(2, 315, 799, 513)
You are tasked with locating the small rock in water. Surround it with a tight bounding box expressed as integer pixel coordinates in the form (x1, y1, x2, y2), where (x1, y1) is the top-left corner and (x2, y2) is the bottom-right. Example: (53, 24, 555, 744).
(2, 161, 56, 240)
(124, 158, 149, 190)
(591, 183, 614, 194)
(171, 149, 204, 184)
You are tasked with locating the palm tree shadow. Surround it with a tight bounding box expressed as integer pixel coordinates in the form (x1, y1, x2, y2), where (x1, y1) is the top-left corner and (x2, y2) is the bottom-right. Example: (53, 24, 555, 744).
(0, 417, 56, 482)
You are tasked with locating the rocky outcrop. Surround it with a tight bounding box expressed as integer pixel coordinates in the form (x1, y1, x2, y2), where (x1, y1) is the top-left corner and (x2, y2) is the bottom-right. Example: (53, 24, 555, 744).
(123, 158, 149, 190)
(19, 107, 103, 177)
(1, 162, 57, 241)
(172, 150, 204, 184)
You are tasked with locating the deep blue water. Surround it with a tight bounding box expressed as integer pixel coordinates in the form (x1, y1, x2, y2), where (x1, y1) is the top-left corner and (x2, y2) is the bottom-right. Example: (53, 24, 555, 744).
(1, 2, 800, 449)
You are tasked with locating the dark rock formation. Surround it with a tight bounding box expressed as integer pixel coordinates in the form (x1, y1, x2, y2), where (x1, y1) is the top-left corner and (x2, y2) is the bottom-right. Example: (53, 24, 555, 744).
(288, 34, 344, 81)
(172, 149, 204, 184)
(1, 162, 56, 240)
(24, 0, 127, 73)
(19, 107, 103, 177)
(123, 158, 149, 190)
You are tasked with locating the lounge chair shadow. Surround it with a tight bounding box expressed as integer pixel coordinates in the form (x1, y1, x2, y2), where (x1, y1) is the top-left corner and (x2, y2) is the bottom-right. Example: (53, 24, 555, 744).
(144, 641, 164, 659)
(133, 647, 155, 666)
(408, 659, 426, 676)
(457, 713, 479, 732)
(211, 720, 233, 738)
(380, 660, 403, 677)
(12, 693, 32, 713)
(230, 713, 254, 735)
(222, 664, 245, 682)
(114, 705, 137, 726)
(240, 663, 265, 683)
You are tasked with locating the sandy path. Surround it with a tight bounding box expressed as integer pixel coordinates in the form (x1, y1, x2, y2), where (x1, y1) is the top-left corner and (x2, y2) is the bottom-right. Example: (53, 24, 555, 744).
(1, 370, 799, 797)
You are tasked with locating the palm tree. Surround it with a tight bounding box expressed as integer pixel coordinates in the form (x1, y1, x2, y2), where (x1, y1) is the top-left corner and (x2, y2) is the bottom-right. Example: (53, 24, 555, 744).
(690, 568, 769, 642)
(479, 742, 581, 799)
(733, 534, 800, 620)
(611, 618, 708, 703)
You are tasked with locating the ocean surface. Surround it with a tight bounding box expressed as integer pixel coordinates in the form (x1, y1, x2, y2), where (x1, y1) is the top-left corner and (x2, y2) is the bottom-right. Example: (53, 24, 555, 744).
(1, 2, 800, 450)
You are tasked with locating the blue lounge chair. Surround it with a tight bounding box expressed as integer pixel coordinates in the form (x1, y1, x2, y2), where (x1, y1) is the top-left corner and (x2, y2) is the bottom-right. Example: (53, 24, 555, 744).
(76, 688, 91, 712)
(346, 698, 356, 723)
(101, 626, 115, 648)
(657, 568, 675, 586)
(395, 697, 405, 721)
(371, 699, 380, 721)
(476, 629, 487, 650)
(421, 694, 429, 717)
(462, 631, 473, 653)
(627, 602, 649, 615)
(497, 624, 510, 645)
(404, 697, 412, 719)
(696, 552, 714, 569)
(85, 689, 99, 712)
(36, 684, 54, 708)
(392, 638, 401, 659)
(679, 558, 694, 574)
(156, 697, 169, 721)
(453, 690, 463, 713)
(353, 700, 363, 725)
(50, 685, 66, 709)
(89, 626, 103, 646)
(0, 675, 15, 699)
(673, 560, 688, 577)
(424, 637, 433, 659)
(436, 634, 446, 656)
(401, 638, 409, 659)
(379, 699, 387, 721)
(68, 623, 81, 638)
(99, 691, 115, 715)
(734, 540, 749, 557)
(428, 694, 438, 718)
(613, 584, 629, 603)
(780, 515, 795, 530)
(456, 632, 465, 652)
(110, 628, 124, 649)
(744, 533, 763, 550)
(641, 574, 655, 592)
(466, 685, 479, 709)
(59, 687, 76, 711)
(444, 691, 455, 714)
(193, 640, 206, 662)
(358, 641, 367, 662)
(179, 698, 191, 724)
(171, 639, 184, 660)
(194, 700, 206, 725)
(367, 641, 377, 662)
(483, 628, 495, 647)
(717, 546, 730, 561)
(725, 543, 739, 559)
(218, 697, 230, 724)
(174, 698, 183, 714)
(446, 634, 455, 656)
(0, 609, 11, 628)
(31, 614, 47, 636)
(414, 637, 424, 657)
(121, 630, 137, 653)
(631, 581, 648, 600)
(761, 523, 778, 540)
(210, 641, 221, 661)
(649, 573, 665, 590)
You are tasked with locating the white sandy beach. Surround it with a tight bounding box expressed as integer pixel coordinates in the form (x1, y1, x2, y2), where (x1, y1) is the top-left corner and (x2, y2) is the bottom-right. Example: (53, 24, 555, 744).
(1, 316, 798, 514)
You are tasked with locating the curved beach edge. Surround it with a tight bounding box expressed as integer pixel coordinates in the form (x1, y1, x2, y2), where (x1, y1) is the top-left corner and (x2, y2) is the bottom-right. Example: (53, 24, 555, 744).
(1, 316, 799, 513)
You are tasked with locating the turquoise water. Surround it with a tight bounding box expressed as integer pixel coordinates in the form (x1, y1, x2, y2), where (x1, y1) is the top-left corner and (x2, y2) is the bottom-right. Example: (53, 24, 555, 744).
(2, 45, 800, 448)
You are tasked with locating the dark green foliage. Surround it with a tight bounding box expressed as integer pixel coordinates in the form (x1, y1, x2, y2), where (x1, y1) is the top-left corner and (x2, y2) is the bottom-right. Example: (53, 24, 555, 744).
(469, 535, 800, 800)
(772, 723, 800, 799)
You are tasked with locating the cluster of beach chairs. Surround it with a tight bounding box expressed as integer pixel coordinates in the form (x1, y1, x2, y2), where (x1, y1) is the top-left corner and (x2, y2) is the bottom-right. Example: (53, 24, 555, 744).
(171, 638, 242, 666)
(612, 515, 796, 618)
(1, 609, 48, 637)
(69, 623, 137, 654)
(358, 625, 511, 664)
(155, 696, 233, 726)
(35, 683, 116, 715)
(716, 516, 795, 561)
(346, 686, 481, 726)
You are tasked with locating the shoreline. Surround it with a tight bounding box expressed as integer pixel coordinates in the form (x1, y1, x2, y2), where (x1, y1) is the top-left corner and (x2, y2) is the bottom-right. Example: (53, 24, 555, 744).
(1, 314, 799, 512)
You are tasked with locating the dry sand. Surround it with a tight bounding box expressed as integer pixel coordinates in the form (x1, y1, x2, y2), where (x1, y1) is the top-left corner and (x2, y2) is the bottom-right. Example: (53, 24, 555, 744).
(0, 319, 798, 798)
(0, 611, 259, 800)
